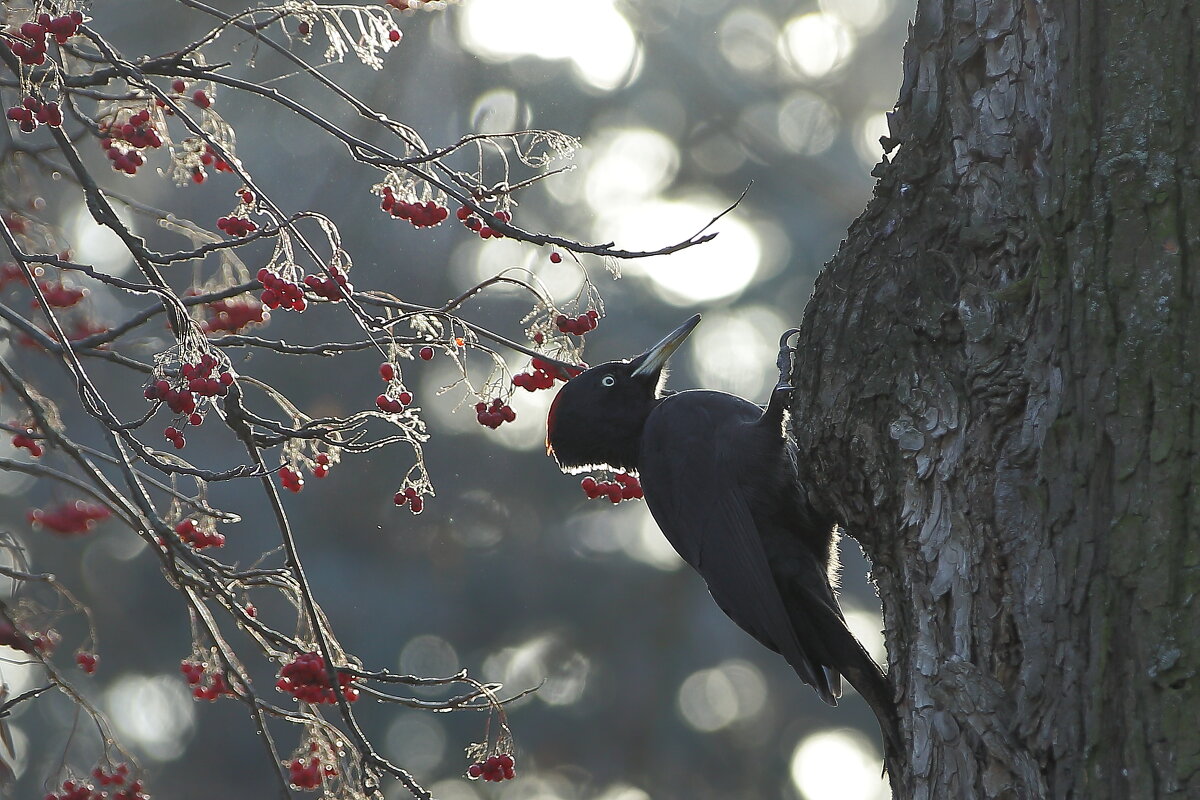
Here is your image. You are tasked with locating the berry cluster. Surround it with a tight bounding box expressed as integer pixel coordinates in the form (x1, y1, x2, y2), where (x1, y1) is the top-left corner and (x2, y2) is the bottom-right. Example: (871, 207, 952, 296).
(0, 620, 58, 654)
(392, 486, 424, 514)
(144, 354, 234, 436)
(512, 357, 568, 392)
(303, 265, 353, 301)
(276, 652, 360, 704)
(91, 764, 137, 790)
(44, 780, 106, 800)
(455, 206, 508, 239)
(6, 96, 62, 132)
(5, 11, 82, 65)
(257, 268, 308, 312)
(380, 187, 449, 227)
(556, 309, 599, 336)
(581, 472, 643, 504)
(11, 427, 43, 457)
(76, 651, 99, 674)
(466, 753, 516, 782)
(376, 389, 413, 414)
(180, 659, 230, 701)
(288, 756, 337, 791)
(280, 465, 305, 493)
(201, 298, 267, 333)
(100, 109, 163, 175)
(476, 398, 516, 429)
(175, 518, 225, 549)
(38, 279, 87, 307)
(192, 142, 233, 184)
(163, 425, 187, 449)
(313, 452, 332, 479)
(217, 215, 257, 237)
(28, 501, 111, 535)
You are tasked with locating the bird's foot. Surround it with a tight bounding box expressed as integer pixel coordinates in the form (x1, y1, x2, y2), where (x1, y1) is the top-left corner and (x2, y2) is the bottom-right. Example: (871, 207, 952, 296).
(774, 328, 801, 393)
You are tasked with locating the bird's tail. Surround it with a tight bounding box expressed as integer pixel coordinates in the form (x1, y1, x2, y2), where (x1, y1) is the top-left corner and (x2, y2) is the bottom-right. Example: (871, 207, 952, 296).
(832, 628, 902, 774)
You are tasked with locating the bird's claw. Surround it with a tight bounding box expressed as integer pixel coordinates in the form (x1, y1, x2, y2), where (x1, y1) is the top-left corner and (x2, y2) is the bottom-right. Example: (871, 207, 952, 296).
(775, 328, 801, 392)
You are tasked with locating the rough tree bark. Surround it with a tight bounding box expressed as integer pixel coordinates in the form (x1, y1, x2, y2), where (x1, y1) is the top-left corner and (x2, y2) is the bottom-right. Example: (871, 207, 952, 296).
(788, 1, 1199, 798)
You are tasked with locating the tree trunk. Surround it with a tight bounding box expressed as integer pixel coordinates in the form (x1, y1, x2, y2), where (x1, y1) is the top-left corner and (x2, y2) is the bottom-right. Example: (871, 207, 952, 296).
(788, 1, 1200, 797)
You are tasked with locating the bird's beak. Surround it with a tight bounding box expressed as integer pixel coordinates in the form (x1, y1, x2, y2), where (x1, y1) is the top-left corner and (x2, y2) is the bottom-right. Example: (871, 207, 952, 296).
(631, 314, 701, 378)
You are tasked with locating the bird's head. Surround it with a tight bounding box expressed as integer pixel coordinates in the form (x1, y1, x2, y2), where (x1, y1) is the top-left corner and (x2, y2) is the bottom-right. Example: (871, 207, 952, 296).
(546, 314, 700, 473)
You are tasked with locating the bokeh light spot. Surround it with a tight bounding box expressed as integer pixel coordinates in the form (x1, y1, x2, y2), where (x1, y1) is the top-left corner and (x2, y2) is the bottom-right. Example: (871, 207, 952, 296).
(385, 712, 447, 774)
(399, 634, 459, 678)
(598, 197, 761, 305)
(688, 306, 788, 400)
(781, 13, 856, 79)
(459, 0, 640, 92)
(820, 0, 893, 33)
(791, 729, 888, 800)
(585, 128, 680, 211)
(104, 674, 195, 761)
(718, 9, 778, 73)
(854, 111, 891, 169)
(778, 91, 841, 155)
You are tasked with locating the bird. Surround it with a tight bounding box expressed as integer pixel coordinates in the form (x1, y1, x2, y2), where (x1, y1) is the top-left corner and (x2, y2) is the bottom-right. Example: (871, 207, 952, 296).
(545, 314, 900, 756)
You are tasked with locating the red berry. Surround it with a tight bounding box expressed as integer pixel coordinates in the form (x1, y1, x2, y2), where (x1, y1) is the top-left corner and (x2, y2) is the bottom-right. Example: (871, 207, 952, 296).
(192, 90, 211, 109)
(380, 362, 396, 381)
(550, 251, 562, 263)
(397, 391, 413, 405)
(172, 78, 186, 93)
(419, 346, 434, 361)
(388, 29, 401, 42)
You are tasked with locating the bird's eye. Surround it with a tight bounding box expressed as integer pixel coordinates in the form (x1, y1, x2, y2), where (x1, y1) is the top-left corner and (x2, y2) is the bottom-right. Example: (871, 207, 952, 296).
(601, 375, 616, 387)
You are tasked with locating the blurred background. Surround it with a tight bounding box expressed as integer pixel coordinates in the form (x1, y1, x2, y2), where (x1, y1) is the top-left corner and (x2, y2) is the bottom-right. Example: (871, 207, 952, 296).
(0, 0, 914, 797)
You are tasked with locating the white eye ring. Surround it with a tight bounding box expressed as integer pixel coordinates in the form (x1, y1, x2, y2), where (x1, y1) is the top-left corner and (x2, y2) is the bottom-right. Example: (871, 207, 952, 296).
(601, 375, 616, 387)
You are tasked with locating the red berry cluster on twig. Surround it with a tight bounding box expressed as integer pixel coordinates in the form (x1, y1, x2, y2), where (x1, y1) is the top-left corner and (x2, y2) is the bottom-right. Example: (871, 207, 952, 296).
(11, 426, 43, 456)
(91, 764, 129, 787)
(38, 280, 87, 307)
(144, 354, 234, 438)
(5, 11, 82, 65)
(288, 756, 337, 791)
(180, 659, 230, 701)
(466, 753, 516, 782)
(200, 298, 267, 333)
(258, 268, 307, 312)
(276, 652, 360, 704)
(455, 205, 508, 239)
(91, 764, 144, 797)
(0, 620, 53, 654)
(581, 472, 643, 504)
(313, 452, 331, 479)
(175, 518, 225, 549)
(280, 465, 305, 493)
(476, 398, 516, 429)
(217, 215, 257, 237)
(27, 501, 111, 534)
(76, 651, 99, 674)
(303, 265, 353, 301)
(393, 486, 424, 513)
(376, 389, 412, 414)
(6, 96, 62, 132)
(100, 109, 162, 175)
(512, 357, 570, 391)
(192, 143, 233, 184)
(380, 187, 449, 227)
(556, 309, 599, 336)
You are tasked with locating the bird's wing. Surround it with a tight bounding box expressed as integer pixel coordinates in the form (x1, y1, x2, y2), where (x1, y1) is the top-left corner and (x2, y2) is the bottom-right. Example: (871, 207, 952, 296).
(639, 393, 839, 703)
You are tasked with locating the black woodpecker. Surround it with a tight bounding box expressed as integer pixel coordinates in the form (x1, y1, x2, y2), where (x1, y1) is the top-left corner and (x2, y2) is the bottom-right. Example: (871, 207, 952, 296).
(545, 315, 900, 756)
